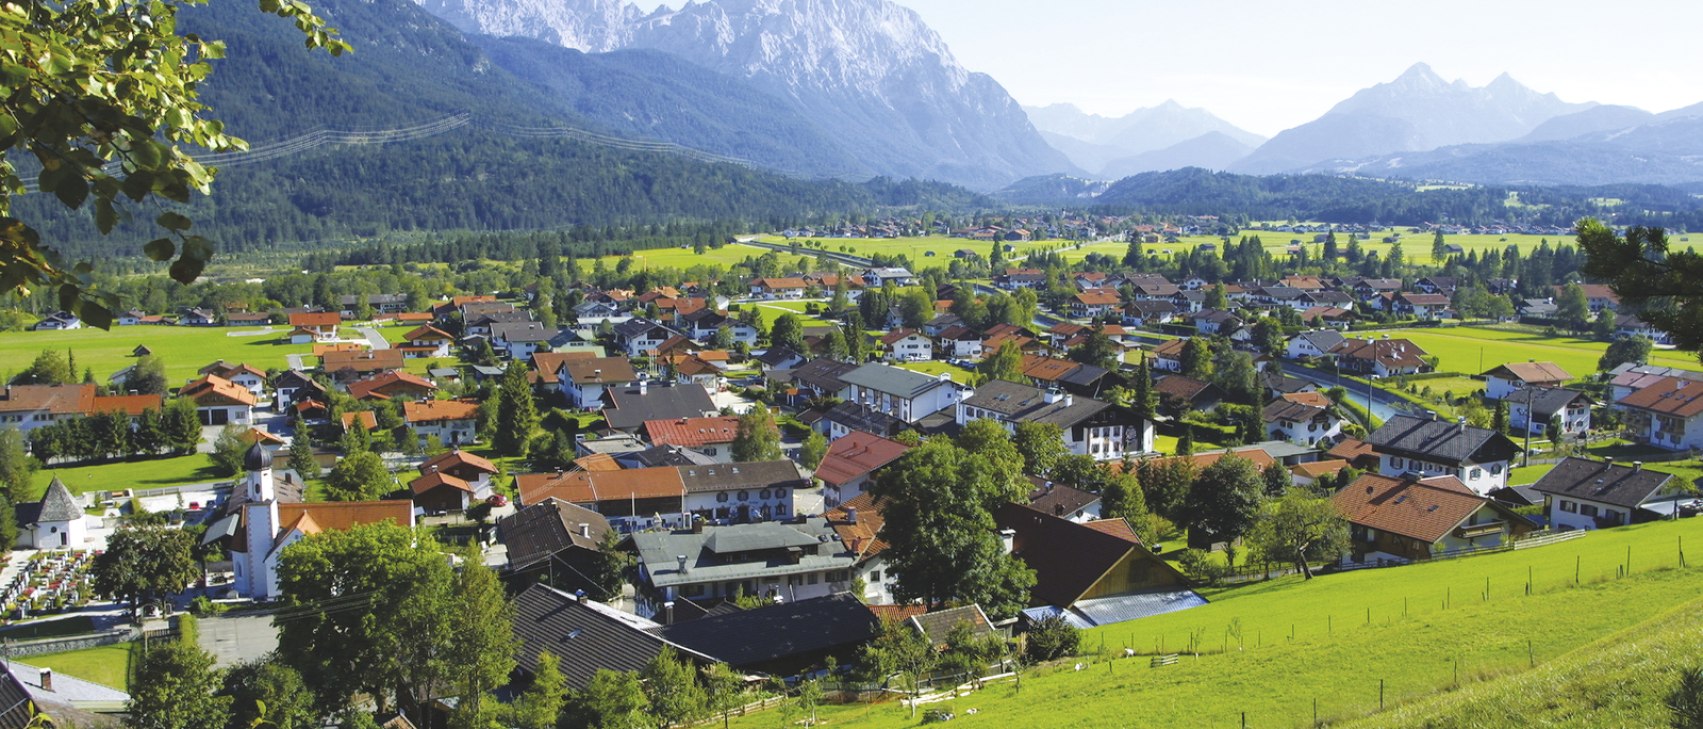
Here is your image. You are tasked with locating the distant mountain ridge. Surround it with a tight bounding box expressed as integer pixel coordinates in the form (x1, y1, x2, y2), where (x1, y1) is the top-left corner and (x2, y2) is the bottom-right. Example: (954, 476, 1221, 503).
(1232, 63, 1595, 173)
(1024, 101, 1265, 175)
(415, 0, 1073, 189)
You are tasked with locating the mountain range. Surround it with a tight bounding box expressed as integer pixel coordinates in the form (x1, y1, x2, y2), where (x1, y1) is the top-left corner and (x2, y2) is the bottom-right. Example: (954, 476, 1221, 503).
(415, 0, 1071, 189)
(1024, 101, 1266, 177)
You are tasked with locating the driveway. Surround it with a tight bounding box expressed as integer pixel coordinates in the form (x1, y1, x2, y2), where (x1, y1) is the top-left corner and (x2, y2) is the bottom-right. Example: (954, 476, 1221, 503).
(357, 326, 389, 350)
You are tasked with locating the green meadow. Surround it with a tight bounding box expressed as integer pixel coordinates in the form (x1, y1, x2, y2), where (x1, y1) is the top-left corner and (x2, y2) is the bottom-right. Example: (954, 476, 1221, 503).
(733, 519, 1703, 728)
(0, 325, 311, 385)
(1358, 325, 1703, 378)
(754, 234, 1063, 269)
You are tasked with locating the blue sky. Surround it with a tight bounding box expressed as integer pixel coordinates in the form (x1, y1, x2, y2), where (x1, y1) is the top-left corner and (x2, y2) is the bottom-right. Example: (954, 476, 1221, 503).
(634, 0, 1703, 136)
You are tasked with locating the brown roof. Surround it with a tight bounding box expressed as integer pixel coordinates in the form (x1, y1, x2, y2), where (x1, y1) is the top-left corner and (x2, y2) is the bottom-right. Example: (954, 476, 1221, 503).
(339, 411, 379, 431)
(289, 312, 340, 328)
(1291, 459, 1349, 479)
(322, 348, 406, 373)
(92, 393, 164, 416)
(868, 604, 929, 622)
(1130, 446, 1277, 474)
(814, 431, 911, 487)
(347, 370, 436, 400)
(643, 416, 741, 448)
(402, 399, 481, 424)
(1020, 355, 1081, 383)
(530, 351, 599, 384)
(562, 357, 639, 386)
(1072, 290, 1122, 306)
(180, 375, 258, 406)
(1327, 437, 1378, 467)
(1330, 338, 1429, 369)
(1150, 338, 1187, 358)
(410, 470, 472, 495)
(1153, 374, 1216, 403)
(1333, 473, 1492, 544)
(753, 277, 807, 290)
(1616, 376, 1703, 418)
(826, 493, 888, 561)
(515, 467, 686, 506)
(994, 503, 1148, 607)
(1484, 361, 1572, 384)
(278, 501, 413, 537)
(880, 329, 924, 346)
(420, 449, 499, 476)
(403, 325, 454, 342)
(573, 454, 624, 472)
(496, 498, 613, 570)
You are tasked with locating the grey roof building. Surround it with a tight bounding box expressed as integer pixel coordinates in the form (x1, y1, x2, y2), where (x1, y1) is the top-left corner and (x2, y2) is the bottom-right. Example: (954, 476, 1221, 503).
(496, 498, 612, 571)
(602, 382, 717, 431)
(1368, 414, 1521, 466)
(659, 594, 880, 674)
(631, 520, 858, 603)
(838, 363, 954, 401)
(510, 584, 712, 691)
(959, 380, 1108, 429)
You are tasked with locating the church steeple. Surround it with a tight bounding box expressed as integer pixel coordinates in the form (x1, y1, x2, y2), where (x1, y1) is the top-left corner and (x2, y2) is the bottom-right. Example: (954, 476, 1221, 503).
(243, 442, 274, 503)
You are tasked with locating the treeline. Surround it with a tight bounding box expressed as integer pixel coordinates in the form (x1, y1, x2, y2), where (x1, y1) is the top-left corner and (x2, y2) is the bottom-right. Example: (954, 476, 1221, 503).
(30, 400, 203, 465)
(1082, 168, 1703, 229)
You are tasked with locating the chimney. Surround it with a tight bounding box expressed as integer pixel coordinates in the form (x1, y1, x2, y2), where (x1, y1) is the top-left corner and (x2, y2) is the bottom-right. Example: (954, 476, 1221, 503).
(676, 555, 688, 573)
(639, 379, 648, 395)
(846, 507, 858, 524)
(692, 515, 704, 534)
(39, 669, 51, 693)
(1604, 456, 1614, 468)
(787, 546, 803, 565)
(576, 589, 588, 604)
(1634, 461, 1643, 472)
(663, 601, 675, 625)
(579, 523, 591, 538)
(1064, 393, 1074, 408)
(1457, 416, 1466, 432)
(1044, 389, 1061, 405)
(998, 528, 1016, 555)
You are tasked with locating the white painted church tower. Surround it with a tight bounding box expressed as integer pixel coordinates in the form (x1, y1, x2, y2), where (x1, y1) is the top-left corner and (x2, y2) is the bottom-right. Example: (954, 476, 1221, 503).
(236, 442, 281, 599)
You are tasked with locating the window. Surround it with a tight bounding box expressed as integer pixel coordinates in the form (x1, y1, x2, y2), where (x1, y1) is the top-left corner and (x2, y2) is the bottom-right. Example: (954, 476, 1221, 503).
(1581, 504, 1599, 517)
(737, 490, 749, 502)
(806, 573, 818, 585)
(1390, 457, 1404, 469)
(1491, 464, 1504, 475)
(775, 488, 787, 501)
(1470, 468, 1483, 480)
(869, 571, 882, 582)
(716, 492, 728, 503)
(760, 489, 771, 500)
(1560, 500, 1577, 513)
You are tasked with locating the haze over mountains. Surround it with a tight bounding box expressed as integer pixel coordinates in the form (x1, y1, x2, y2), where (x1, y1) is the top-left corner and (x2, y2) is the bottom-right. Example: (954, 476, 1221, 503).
(1024, 101, 1266, 178)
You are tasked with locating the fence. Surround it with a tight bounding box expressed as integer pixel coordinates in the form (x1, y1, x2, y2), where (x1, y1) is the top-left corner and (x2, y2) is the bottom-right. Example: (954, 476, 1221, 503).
(4, 627, 135, 657)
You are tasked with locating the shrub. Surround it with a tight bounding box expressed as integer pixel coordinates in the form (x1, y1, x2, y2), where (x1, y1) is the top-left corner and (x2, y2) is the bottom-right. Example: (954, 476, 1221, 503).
(1023, 614, 1080, 663)
(1672, 664, 1703, 729)
(1177, 548, 1229, 586)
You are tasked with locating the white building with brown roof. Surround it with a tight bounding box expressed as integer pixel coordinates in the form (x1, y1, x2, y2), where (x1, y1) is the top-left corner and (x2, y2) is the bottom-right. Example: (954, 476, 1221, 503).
(1615, 375, 1703, 451)
(642, 416, 740, 463)
(0, 384, 163, 434)
(402, 399, 481, 447)
(1482, 361, 1572, 401)
(180, 374, 258, 426)
(1334, 472, 1534, 563)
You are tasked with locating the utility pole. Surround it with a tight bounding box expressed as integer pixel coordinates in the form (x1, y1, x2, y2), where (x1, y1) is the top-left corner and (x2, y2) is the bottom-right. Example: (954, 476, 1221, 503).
(1523, 386, 1535, 466)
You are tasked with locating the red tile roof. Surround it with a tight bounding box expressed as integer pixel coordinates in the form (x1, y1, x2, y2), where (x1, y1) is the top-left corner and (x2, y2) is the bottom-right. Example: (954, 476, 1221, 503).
(643, 416, 741, 448)
(515, 467, 686, 506)
(402, 399, 481, 424)
(180, 375, 257, 406)
(1617, 376, 1703, 418)
(289, 312, 340, 328)
(1333, 473, 1489, 544)
(814, 431, 911, 487)
(826, 493, 888, 561)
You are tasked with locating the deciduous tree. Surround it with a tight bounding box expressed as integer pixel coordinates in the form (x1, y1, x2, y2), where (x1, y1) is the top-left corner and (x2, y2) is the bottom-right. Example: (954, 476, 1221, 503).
(731, 406, 782, 462)
(1183, 455, 1265, 566)
(129, 637, 229, 729)
(642, 646, 706, 729)
(220, 658, 318, 729)
(322, 451, 392, 502)
(508, 653, 568, 729)
(92, 522, 198, 613)
(1246, 488, 1349, 579)
(1012, 421, 1067, 477)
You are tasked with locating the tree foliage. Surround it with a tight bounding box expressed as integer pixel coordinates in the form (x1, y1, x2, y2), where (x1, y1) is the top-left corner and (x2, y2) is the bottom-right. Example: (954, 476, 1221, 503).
(731, 405, 782, 462)
(1183, 455, 1265, 564)
(322, 450, 392, 502)
(220, 658, 318, 729)
(1012, 421, 1067, 478)
(493, 360, 539, 457)
(93, 522, 198, 612)
(1, 0, 348, 323)
(642, 646, 706, 729)
(1246, 488, 1349, 579)
(129, 636, 229, 729)
(509, 653, 568, 729)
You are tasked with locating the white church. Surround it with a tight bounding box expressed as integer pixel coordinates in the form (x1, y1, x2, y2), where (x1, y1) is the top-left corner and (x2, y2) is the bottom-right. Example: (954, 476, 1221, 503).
(227, 443, 414, 599)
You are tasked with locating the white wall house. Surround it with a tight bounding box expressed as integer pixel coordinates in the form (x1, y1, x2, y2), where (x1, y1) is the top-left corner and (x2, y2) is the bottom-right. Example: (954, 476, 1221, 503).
(1532, 457, 1694, 532)
(1483, 362, 1572, 401)
(837, 364, 961, 423)
(1368, 415, 1521, 496)
(882, 331, 933, 362)
(1507, 389, 1593, 437)
(1615, 376, 1703, 451)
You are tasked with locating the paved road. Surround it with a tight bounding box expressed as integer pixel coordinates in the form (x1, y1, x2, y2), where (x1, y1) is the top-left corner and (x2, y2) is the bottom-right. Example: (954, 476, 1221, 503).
(1278, 361, 1424, 422)
(357, 326, 389, 350)
(285, 353, 307, 371)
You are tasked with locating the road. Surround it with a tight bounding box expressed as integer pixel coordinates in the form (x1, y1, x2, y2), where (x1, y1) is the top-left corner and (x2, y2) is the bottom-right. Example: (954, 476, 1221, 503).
(357, 326, 389, 350)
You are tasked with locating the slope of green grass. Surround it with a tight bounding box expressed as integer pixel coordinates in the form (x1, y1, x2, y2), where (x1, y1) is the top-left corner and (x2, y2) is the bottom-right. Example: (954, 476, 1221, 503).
(27, 642, 137, 692)
(732, 519, 1703, 728)
(755, 234, 1060, 269)
(0, 325, 311, 384)
(1342, 593, 1703, 728)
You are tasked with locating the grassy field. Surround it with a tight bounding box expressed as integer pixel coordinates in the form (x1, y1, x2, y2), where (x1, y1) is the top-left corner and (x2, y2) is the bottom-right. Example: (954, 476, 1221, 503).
(754, 235, 1062, 269)
(1360, 326, 1703, 378)
(0, 325, 312, 384)
(31, 454, 223, 500)
(1343, 594, 1703, 728)
(733, 519, 1703, 728)
(595, 243, 814, 273)
(27, 642, 137, 691)
(893, 360, 974, 382)
(1054, 231, 1697, 266)
(751, 301, 835, 327)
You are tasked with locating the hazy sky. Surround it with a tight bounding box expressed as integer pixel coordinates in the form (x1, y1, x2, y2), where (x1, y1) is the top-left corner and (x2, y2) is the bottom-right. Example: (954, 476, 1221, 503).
(634, 0, 1703, 137)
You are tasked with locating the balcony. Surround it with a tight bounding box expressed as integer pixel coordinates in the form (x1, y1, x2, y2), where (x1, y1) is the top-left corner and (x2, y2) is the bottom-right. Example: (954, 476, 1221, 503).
(1454, 521, 1505, 540)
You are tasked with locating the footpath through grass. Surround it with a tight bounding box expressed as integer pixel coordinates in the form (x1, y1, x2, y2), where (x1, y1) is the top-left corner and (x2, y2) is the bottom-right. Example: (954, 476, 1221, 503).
(733, 519, 1703, 729)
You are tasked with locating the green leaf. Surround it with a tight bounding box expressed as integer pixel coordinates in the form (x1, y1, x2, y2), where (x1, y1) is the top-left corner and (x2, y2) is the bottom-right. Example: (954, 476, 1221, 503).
(169, 255, 206, 285)
(78, 302, 112, 330)
(121, 171, 154, 202)
(51, 170, 88, 209)
(94, 198, 117, 234)
(142, 238, 175, 262)
(155, 212, 192, 231)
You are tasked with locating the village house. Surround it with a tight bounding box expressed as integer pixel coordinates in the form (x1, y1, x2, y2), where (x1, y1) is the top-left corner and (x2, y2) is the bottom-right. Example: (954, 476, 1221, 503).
(1261, 391, 1343, 446)
(958, 380, 1152, 459)
(560, 357, 639, 409)
(181, 374, 258, 426)
(1152, 374, 1223, 416)
(1506, 388, 1594, 437)
(612, 319, 683, 358)
(496, 500, 612, 592)
(657, 595, 880, 676)
(16, 478, 90, 550)
(862, 267, 916, 287)
(1329, 337, 1432, 377)
(1334, 472, 1534, 563)
(287, 312, 341, 343)
(1070, 289, 1121, 319)
(1482, 361, 1572, 400)
(1366, 414, 1521, 495)
(1149, 338, 1186, 373)
(602, 381, 719, 433)
(935, 325, 985, 360)
(880, 329, 933, 362)
(30, 311, 81, 331)
(516, 468, 688, 531)
(1285, 330, 1346, 360)
(642, 416, 740, 463)
(837, 363, 962, 424)
(199, 362, 269, 400)
(320, 349, 407, 380)
(398, 325, 455, 359)
(1614, 375, 1703, 451)
(824, 494, 895, 604)
(402, 399, 481, 447)
(1614, 314, 1674, 345)
(997, 505, 1202, 629)
(409, 449, 499, 514)
(346, 370, 436, 402)
(631, 520, 861, 606)
(1530, 456, 1694, 530)
(749, 277, 808, 300)
(676, 461, 807, 523)
(1392, 292, 1451, 320)
(665, 353, 724, 392)
(813, 431, 910, 507)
